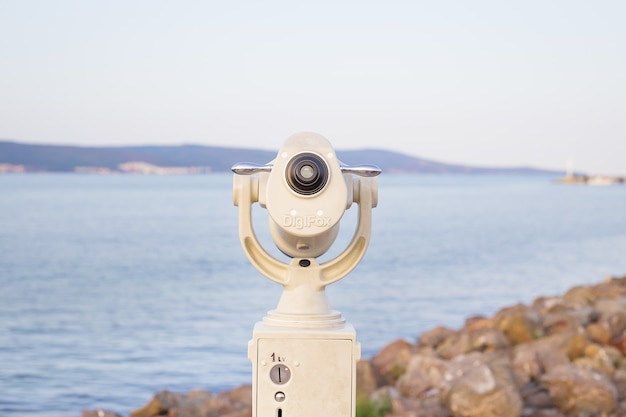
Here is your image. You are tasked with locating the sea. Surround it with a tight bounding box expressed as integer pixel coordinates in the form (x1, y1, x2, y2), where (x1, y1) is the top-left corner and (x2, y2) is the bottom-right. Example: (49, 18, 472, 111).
(1, 173, 625, 416)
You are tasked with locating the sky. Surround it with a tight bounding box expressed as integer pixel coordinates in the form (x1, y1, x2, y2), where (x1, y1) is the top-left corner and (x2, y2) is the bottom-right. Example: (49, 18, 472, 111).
(0, 1, 625, 175)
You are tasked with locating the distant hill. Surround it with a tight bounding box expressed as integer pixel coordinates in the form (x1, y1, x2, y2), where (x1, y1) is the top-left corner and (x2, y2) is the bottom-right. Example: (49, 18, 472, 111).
(0, 140, 562, 175)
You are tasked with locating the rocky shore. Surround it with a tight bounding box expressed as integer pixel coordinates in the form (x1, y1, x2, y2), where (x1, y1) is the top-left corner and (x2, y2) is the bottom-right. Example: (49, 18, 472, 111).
(84, 275, 626, 417)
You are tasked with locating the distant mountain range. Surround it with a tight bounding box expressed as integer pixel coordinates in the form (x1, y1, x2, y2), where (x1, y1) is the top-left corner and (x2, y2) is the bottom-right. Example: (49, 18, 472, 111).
(0, 140, 563, 175)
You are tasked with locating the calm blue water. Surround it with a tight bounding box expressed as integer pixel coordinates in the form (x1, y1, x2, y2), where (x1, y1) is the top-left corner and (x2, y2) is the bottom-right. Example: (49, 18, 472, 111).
(1, 174, 625, 416)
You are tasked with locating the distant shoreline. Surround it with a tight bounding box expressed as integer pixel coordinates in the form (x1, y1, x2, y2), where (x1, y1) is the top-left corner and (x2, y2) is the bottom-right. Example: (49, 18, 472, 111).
(0, 140, 564, 176)
(0, 162, 213, 175)
(0, 163, 565, 177)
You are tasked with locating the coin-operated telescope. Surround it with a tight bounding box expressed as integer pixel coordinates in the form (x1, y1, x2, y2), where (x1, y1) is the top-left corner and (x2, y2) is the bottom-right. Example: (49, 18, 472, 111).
(232, 132, 380, 417)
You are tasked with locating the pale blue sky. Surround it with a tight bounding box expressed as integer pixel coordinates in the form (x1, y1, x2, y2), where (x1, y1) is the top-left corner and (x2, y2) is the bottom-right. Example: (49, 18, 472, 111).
(1, 1, 624, 174)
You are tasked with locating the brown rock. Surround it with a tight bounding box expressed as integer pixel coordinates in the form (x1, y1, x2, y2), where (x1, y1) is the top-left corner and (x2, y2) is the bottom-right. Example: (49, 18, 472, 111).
(437, 327, 509, 359)
(489, 351, 525, 391)
(564, 333, 588, 360)
(220, 410, 252, 417)
(495, 304, 543, 345)
(437, 330, 472, 359)
(131, 391, 183, 417)
(613, 368, 626, 400)
(532, 296, 567, 316)
(442, 361, 522, 417)
(384, 386, 451, 417)
(603, 345, 624, 367)
(524, 410, 564, 417)
(592, 280, 626, 299)
(540, 364, 618, 416)
(586, 322, 612, 344)
(542, 317, 579, 335)
(418, 326, 456, 348)
(563, 285, 596, 306)
(226, 384, 252, 409)
(606, 275, 626, 287)
(512, 333, 580, 383)
(437, 352, 523, 417)
(357, 360, 378, 397)
(583, 343, 622, 369)
(130, 387, 252, 417)
(535, 346, 569, 375)
(542, 306, 596, 335)
(464, 315, 494, 331)
(169, 391, 213, 417)
(440, 353, 495, 394)
(536, 331, 587, 364)
(512, 343, 543, 384)
(207, 385, 251, 416)
(596, 298, 626, 339)
(371, 339, 414, 386)
(573, 356, 614, 377)
(524, 389, 554, 409)
(615, 401, 626, 417)
(574, 344, 618, 376)
(610, 331, 626, 355)
(607, 310, 626, 337)
(396, 354, 448, 398)
(414, 394, 452, 417)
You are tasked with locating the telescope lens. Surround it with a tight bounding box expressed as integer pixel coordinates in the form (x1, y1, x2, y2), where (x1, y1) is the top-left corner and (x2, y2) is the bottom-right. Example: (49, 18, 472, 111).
(299, 165, 315, 180)
(286, 153, 328, 195)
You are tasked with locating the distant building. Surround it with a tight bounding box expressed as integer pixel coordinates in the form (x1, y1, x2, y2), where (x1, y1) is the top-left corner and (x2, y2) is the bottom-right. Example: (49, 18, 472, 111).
(0, 163, 26, 173)
(117, 161, 211, 174)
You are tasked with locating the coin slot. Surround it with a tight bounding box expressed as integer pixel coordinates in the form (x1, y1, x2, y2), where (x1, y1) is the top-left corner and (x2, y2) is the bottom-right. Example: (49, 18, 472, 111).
(269, 364, 291, 385)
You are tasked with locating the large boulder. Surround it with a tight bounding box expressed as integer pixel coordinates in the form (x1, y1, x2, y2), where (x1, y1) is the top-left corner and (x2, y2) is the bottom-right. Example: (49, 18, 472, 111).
(440, 353, 522, 417)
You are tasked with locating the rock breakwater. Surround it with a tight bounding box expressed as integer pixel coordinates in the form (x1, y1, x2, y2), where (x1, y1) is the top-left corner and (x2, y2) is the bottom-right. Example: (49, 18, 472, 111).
(84, 275, 626, 417)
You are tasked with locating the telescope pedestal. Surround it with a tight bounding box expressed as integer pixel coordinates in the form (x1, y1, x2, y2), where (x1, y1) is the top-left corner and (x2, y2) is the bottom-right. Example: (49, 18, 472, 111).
(249, 321, 360, 417)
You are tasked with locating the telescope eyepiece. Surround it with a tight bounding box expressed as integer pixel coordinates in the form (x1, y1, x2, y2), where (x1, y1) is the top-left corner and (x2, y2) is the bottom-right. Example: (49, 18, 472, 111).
(286, 152, 329, 196)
